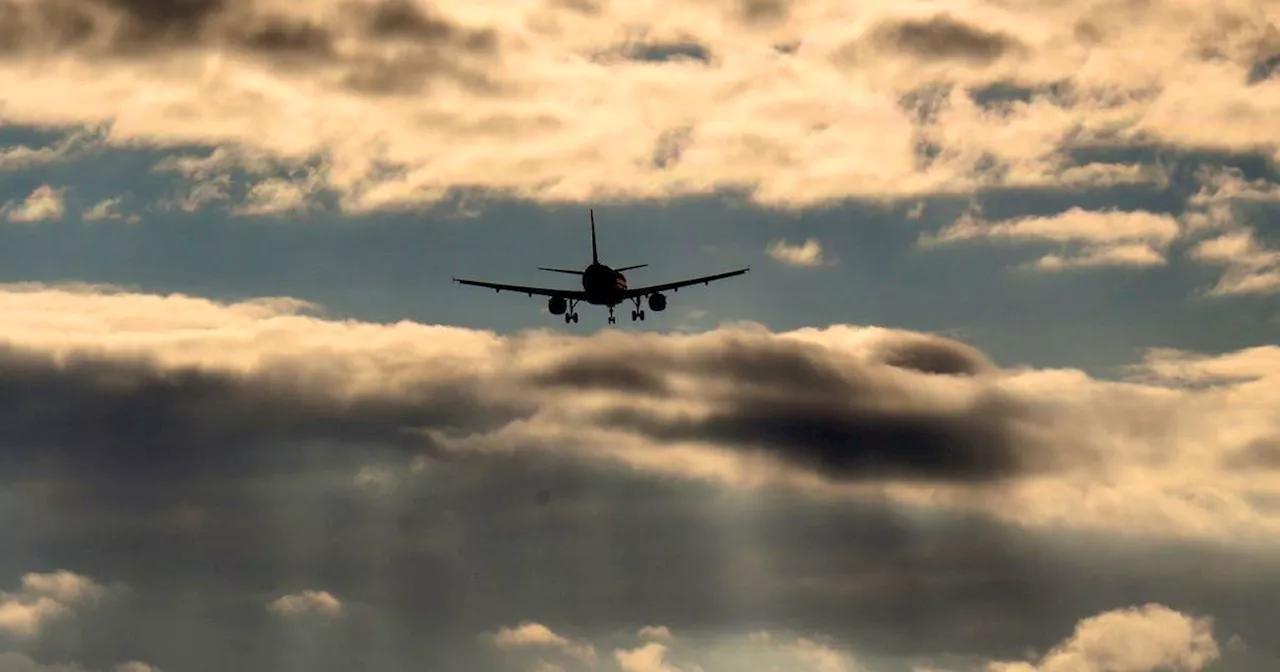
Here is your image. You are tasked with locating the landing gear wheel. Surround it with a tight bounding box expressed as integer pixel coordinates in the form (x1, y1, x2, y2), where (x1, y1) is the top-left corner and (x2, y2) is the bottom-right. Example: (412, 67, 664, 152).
(608, 317, 616, 324)
(572, 313, 579, 323)
(564, 313, 572, 324)
(638, 310, 645, 321)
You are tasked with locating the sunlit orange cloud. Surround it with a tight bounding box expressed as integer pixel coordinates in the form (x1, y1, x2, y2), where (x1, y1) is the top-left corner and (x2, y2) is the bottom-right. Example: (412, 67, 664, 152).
(1, 0, 1277, 212)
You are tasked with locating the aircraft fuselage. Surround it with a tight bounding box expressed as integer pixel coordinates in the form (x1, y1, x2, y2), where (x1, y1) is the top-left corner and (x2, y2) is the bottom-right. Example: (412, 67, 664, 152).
(582, 263, 627, 305)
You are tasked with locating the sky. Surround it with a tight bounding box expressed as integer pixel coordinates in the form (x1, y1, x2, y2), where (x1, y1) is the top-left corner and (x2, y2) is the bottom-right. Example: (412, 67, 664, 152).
(0, 0, 1278, 671)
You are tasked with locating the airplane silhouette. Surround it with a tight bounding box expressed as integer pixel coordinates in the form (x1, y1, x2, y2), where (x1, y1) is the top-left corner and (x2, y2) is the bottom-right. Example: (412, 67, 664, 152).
(452, 209, 750, 324)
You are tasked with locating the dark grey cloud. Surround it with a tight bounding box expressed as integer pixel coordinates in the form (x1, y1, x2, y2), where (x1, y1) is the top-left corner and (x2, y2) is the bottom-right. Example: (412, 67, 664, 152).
(0, 344, 524, 485)
(874, 14, 1022, 63)
(0, 331, 1272, 671)
(618, 41, 712, 65)
(0, 327, 1052, 492)
(525, 334, 1066, 482)
(0, 0, 501, 94)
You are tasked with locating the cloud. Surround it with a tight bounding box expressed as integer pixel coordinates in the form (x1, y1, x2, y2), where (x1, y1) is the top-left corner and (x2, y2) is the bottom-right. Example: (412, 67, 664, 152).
(0, 127, 105, 171)
(1188, 166, 1280, 207)
(80, 197, 140, 223)
(766, 237, 827, 267)
(1187, 223, 1280, 296)
(0, 571, 105, 638)
(488, 622, 596, 662)
(233, 175, 322, 216)
(0, 284, 1275, 550)
(638, 625, 673, 640)
(495, 626, 862, 672)
(867, 13, 1022, 64)
(0, 0, 1275, 210)
(614, 642, 684, 672)
(2, 185, 67, 223)
(266, 589, 342, 618)
(921, 207, 1181, 271)
(985, 604, 1220, 672)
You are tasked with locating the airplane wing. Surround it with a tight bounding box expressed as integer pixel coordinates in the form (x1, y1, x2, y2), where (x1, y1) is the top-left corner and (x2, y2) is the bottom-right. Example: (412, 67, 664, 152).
(452, 277, 588, 300)
(622, 268, 750, 299)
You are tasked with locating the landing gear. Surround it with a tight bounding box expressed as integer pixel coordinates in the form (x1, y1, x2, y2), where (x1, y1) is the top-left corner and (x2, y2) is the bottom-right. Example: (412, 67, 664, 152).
(608, 305, 616, 324)
(562, 299, 580, 324)
(629, 296, 646, 322)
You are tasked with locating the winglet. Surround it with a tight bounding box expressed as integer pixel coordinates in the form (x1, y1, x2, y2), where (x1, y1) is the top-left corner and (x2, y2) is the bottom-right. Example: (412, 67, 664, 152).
(590, 208, 599, 265)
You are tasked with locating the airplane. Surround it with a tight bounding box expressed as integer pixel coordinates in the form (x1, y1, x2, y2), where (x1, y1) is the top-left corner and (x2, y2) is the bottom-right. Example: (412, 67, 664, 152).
(452, 209, 750, 324)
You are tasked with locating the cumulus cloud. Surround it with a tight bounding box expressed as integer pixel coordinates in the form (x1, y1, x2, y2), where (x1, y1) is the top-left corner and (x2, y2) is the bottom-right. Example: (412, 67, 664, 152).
(0, 283, 1275, 549)
(0, 571, 105, 638)
(488, 622, 595, 662)
(986, 604, 1220, 672)
(0, 0, 1274, 210)
(767, 237, 827, 267)
(266, 589, 342, 618)
(2, 185, 67, 223)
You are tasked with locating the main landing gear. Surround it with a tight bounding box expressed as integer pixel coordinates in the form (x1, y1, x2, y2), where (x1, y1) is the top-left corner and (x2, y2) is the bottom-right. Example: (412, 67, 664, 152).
(563, 299, 580, 324)
(629, 295, 646, 322)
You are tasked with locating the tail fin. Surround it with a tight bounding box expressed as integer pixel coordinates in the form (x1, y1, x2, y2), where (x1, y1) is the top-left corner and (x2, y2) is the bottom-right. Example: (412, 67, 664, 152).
(538, 267, 584, 275)
(590, 208, 599, 264)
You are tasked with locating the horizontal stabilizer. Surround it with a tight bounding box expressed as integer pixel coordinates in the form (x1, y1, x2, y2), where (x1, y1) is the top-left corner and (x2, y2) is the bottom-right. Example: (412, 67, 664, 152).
(615, 264, 648, 272)
(538, 267, 585, 275)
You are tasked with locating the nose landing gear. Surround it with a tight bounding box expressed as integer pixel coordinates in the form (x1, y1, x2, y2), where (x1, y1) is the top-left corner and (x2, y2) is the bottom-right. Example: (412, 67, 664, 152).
(608, 305, 616, 324)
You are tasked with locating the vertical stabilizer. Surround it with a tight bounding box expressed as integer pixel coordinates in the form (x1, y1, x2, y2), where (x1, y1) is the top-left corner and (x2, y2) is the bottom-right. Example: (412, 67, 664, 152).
(590, 209, 599, 264)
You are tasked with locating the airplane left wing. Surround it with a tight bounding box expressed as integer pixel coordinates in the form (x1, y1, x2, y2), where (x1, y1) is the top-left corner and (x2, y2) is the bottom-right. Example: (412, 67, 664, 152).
(622, 268, 750, 298)
(453, 277, 588, 300)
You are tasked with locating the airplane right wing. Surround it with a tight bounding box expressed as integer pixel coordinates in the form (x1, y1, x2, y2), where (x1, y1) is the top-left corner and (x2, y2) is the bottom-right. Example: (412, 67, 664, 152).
(453, 277, 588, 300)
(622, 268, 750, 298)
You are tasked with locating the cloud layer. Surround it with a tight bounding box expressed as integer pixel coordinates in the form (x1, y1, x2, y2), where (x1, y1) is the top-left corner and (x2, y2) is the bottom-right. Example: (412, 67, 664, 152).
(0, 283, 1275, 548)
(2, 0, 1278, 210)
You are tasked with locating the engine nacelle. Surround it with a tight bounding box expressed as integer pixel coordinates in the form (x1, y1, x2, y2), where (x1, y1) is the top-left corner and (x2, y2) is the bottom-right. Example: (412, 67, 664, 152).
(548, 296, 567, 315)
(648, 293, 667, 312)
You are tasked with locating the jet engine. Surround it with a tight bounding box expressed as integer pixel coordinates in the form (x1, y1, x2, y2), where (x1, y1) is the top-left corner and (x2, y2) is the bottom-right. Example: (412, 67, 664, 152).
(548, 296, 567, 315)
(648, 293, 667, 312)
